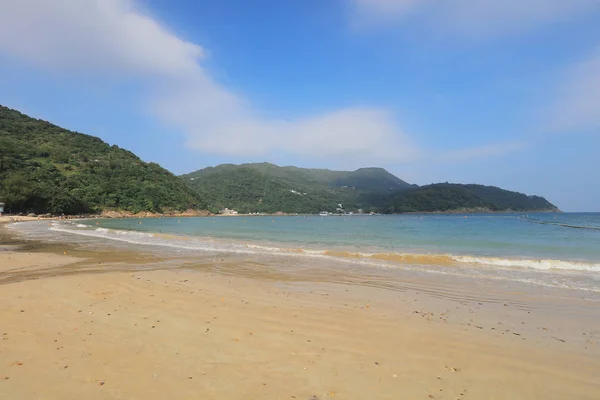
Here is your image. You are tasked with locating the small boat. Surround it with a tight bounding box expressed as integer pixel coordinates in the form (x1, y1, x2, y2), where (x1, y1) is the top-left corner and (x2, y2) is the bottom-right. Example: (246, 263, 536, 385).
(319, 211, 328, 216)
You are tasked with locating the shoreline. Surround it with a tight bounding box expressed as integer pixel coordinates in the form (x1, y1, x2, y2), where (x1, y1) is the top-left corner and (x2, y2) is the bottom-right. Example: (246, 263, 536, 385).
(1, 223, 599, 399)
(13, 218, 600, 288)
(1, 206, 562, 222)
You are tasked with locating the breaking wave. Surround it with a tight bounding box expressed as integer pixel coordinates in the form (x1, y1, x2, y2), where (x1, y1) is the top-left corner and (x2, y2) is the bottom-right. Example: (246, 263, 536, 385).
(47, 223, 600, 273)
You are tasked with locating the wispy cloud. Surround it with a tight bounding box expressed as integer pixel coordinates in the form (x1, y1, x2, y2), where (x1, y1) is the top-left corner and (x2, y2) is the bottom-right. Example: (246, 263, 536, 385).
(349, 0, 599, 37)
(0, 0, 417, 164)
(0, 0, 526, 168)
(350, 0, 421, 25)
(439, 141, 527, 162)
(549, 49, 600, 134)
(0, 0, 203, 76)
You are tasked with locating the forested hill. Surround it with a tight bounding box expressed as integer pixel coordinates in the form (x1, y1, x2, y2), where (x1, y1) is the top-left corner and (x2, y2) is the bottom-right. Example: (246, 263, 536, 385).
(0, 105, 558, 216)
(181, 163, 415, 214)
(182, 164, 558, 214)
(383, 184, 559, 213)
(0, 105, 204, 214)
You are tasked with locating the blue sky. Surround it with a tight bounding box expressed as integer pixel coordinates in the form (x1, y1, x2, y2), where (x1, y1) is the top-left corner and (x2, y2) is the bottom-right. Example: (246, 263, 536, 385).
(1, 1, 599, 211)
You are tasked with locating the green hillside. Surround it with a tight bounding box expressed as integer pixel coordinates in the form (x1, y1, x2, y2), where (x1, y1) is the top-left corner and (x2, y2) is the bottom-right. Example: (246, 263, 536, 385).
(0, 105, 558, 216)
(0, 105, 204, 214)
(385, 183, 558, 213)
(181, 163, 413, 214)
(182, 164, 558, 214)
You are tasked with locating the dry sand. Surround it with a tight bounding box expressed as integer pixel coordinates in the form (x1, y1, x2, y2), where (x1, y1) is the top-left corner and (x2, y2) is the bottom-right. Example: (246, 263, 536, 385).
(0, 228, 599, 399)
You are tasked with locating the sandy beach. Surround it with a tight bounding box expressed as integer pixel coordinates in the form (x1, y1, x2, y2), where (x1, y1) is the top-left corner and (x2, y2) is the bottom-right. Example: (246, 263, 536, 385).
(1, 222, 599, 399)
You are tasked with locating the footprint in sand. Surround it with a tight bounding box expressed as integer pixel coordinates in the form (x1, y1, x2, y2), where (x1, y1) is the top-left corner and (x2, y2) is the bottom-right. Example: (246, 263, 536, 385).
(444, 365, 460, 372)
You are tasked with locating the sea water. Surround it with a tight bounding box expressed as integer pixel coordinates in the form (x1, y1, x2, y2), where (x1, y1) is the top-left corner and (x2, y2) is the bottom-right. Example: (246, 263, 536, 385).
(10, 213, 600, 293)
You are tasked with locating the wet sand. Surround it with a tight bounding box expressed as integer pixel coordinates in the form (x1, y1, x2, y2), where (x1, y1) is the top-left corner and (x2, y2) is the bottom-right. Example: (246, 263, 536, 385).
(0, 216, 49, 223)
(1, 224, 599, 399)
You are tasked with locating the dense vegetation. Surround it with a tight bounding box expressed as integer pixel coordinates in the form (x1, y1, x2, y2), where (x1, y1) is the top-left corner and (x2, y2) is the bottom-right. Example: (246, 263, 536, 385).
(384, 184, 558, 213)
(182, 164, 558, 214)
(0, 105, 558, 216)
(0, 105, 204, 214)
(181, 163, 413, 214)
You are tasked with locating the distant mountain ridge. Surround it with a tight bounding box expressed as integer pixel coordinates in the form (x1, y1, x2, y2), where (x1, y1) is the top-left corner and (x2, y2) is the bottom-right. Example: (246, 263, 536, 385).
(384, 183, 558, 213)
(181, 163, 413, 214)
(0, 105, 558, 215)
(188, 163, 413, 191)
(182, 163, 558, 214)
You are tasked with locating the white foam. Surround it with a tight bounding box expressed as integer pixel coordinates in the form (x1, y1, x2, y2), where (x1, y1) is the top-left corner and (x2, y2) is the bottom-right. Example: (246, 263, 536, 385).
(46, 225, 385, 267)
(9, 221, 600, 293)
(45, 224, 600, 274)
(453, 255, 600, 272)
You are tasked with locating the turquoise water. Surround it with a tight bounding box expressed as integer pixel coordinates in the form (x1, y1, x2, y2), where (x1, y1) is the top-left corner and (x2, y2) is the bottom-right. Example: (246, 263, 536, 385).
(83, 213, 600, 263)
(11, 213, 600, 292)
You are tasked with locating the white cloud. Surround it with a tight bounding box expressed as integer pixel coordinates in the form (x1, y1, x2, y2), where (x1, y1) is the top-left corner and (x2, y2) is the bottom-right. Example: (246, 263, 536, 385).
(0, 0, 203, 76)
(439, 141, 527, 162)
(0, 0, 417, 164)
(0, 0, 525, 167)
(550, 49, 600, 133)
(351, 0, 422, 24)
(150, 76, 416, 160)
(350, 0, 599, 37)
